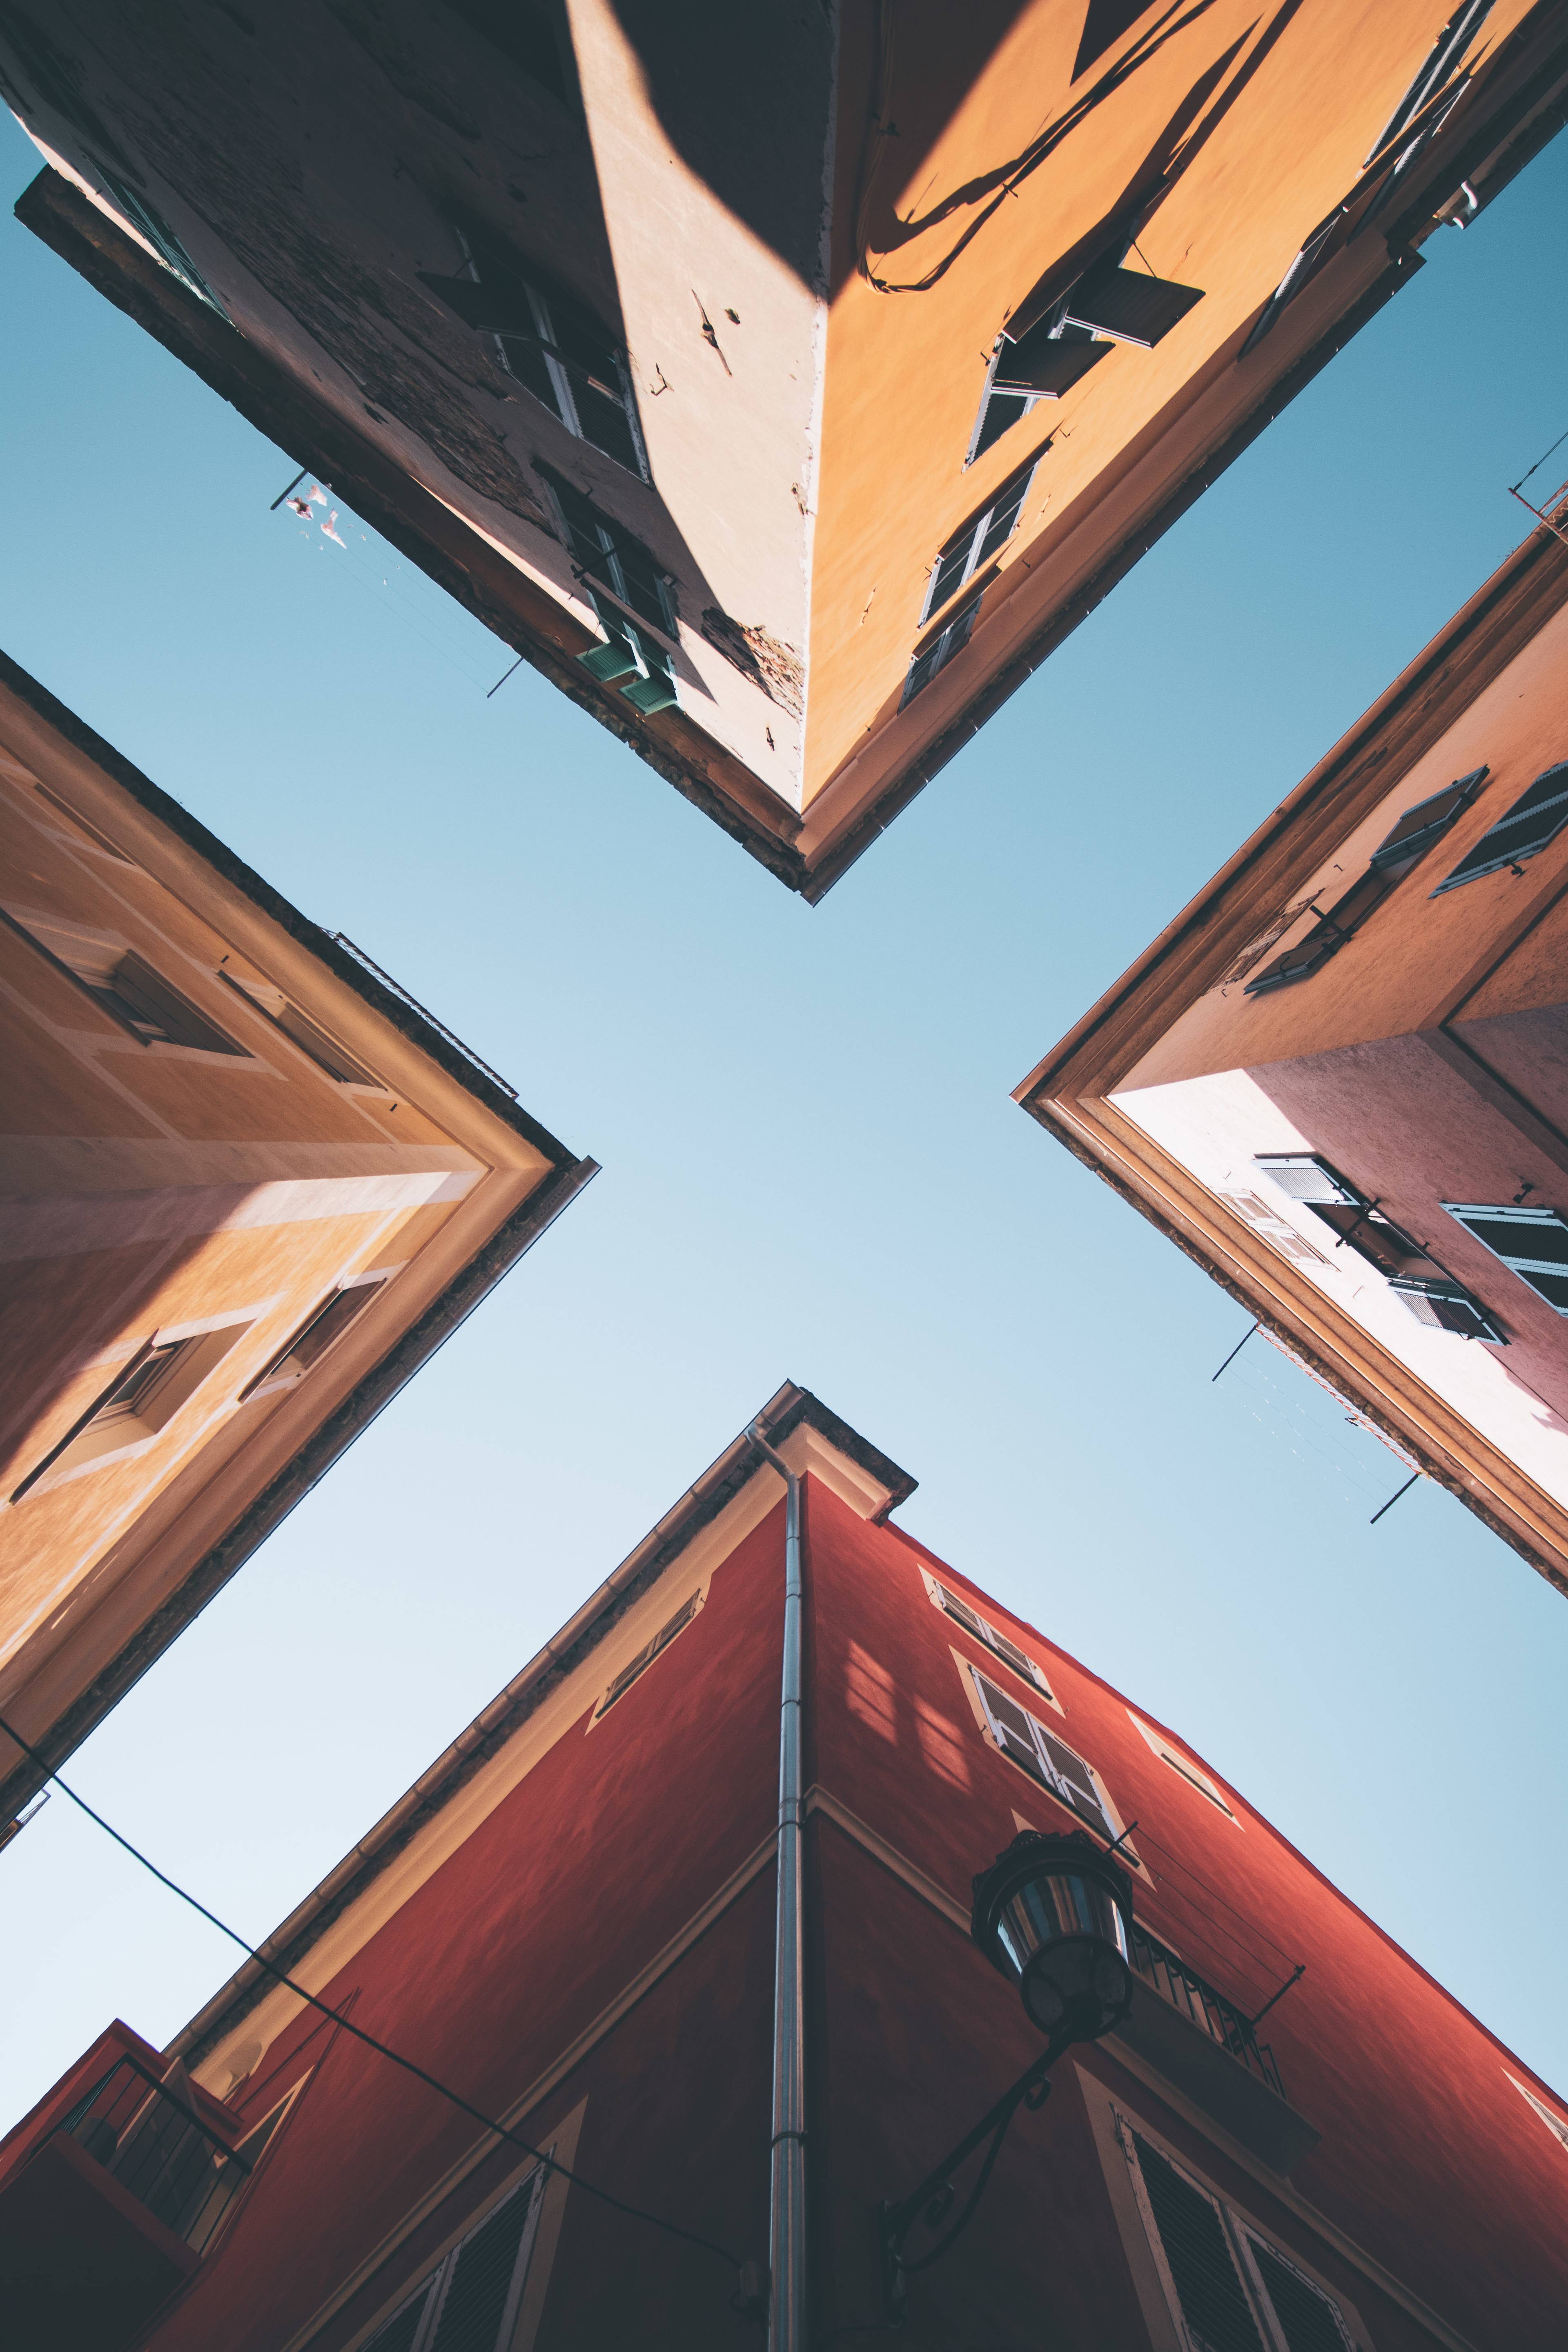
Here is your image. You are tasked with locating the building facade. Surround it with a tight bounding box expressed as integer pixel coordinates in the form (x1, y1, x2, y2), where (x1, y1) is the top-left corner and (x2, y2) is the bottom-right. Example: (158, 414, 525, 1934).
(1016, 508, 1568, 1596)
(3, 1387, 1563, 2349)
(4, 2, 1564, 893)
(0, 653, 593, 1829)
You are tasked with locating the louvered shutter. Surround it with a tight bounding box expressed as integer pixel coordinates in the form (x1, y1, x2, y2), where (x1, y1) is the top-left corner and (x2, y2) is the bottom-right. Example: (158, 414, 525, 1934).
(1254, 1156, 1359, 1207)
(1034, 1723, 1118, 1841)
(973, 1673, 1049, 1784)
(1433, 762, 1568, 892)
(364, 2283, 437, 2352)
(1132, 2137, 1266, 2352)
(426, 2173, 541, 2352)
(1060, 262, 1204, 348)
(936, 1584, 988, 1641)
(1368, 769, 1486, 873)
(1245, 2238, 1352, 2352)
(986, 1625, 1042, 1686)
(1444, 1205, 1568, 1313)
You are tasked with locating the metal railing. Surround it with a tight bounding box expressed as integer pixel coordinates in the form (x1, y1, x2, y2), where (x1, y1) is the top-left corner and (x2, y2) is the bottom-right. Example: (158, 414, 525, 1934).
(1129, 1925, 1287, 2099)
(62, 2056, 250, 2254)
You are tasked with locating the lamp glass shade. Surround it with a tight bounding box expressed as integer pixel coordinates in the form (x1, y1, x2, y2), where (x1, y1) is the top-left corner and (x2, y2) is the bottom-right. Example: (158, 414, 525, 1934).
(972, 1833, 1133, 2042)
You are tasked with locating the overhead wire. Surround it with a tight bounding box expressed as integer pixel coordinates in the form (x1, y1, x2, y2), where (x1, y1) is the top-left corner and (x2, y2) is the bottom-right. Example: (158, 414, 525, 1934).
(0, 1711, 745, 2276)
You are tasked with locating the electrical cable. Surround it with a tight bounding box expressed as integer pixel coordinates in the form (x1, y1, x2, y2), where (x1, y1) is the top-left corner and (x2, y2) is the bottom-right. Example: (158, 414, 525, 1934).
(0, 1711, 744, 2274)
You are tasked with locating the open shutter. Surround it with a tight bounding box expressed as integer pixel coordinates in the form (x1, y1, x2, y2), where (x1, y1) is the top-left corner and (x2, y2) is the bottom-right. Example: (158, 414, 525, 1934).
(992, 318, 1108, 396)
(1432, 762, 1568, 892)
(1034, 1723, 1118, 1842)
(1130, 2135, 1267, 2352)
(1243, 2236, 1353, 2352)
(1368, 768, 1487, 873)
(973, 1671, 1049, 1785)
(1443, 1205, 1568, 1313)
(426, 2172, 542, 2352)
(1060, 260, 1203, 347)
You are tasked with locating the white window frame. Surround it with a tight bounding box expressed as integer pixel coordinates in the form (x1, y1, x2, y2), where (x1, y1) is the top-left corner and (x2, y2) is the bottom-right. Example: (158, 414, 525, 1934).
(919, 1569, 1057, 1704)
(1117, 2112, 1361, 2352)
(900, 593, 982, 708)
(1127, 1712, 1238, 1823)
(241, 1266, 400, 1401)
(962, 1661, 1132, 1856)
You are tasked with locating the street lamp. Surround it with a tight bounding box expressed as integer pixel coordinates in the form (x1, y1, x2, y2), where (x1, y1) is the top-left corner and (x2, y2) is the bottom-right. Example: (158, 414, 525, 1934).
(878, 1830, 1134, 2322)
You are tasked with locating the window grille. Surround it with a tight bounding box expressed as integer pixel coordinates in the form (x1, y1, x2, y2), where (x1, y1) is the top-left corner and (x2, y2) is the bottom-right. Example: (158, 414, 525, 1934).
(927, 1579, 1054, 1697)
(969, 1669, 1123, 1847)
(919, 462, 1038, 623)
(596, 1592, 700, 1719)
(420, 226, 646, 477)
(362, 2169, 544, 2352)
(1443, 1203, 1568, 1315)
(1245, 769, 1484, 994)
(901, 595, 981, 708)
(544, 475, 673, 637)
(1123, 2125, 1354, 2352)
(1432, 761, 1568, 892)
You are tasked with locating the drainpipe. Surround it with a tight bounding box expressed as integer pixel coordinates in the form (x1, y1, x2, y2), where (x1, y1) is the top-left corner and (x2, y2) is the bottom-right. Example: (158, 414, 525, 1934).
(748, 1422, 806, 2352)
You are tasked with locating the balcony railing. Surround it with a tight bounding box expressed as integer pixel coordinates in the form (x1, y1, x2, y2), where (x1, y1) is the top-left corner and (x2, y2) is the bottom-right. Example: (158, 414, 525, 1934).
(62, 2056, 251, 2254)
(1129, 1924, 1287, 2100)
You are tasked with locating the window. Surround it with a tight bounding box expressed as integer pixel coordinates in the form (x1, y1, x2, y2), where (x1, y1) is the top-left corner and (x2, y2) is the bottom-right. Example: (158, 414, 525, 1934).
(1443, 1203, 1568, 1315)
(4, 909, 242, 1053)
(1507, 2072, 1568, 2154)
(419, 222, 646, 477)
(971, 250, 1202, 460)
(1128, 1715, 1236, 1820)
(969, 1668, 1126, 1849)
(924, 1575, 1054, 1698)
(920, 462, 1038, 623)
(1245, 769, 1485, 994)
(363, 2168, 544, 2352)
(543, 473, 673, 637)
(594, 1593, 700, 1719)
(243, 1276, 389, 1400)
(1255, 1154, 1506, 1339)
(13, 1323, 251, 1502)
(86, 155, 227, 316)
(577, 595, 679, 716)
(1253, 1155, 1441, 1280)
(1123, 2124, 1355, 2352)
(902, 594, 981, 708)
(1367, 0, 1494, 164)
(219, 971, 383, 1088)
(1432, 762, 1568, 893)
(1216, 1190, 1330, 1272)
(31, 781, 131, 860)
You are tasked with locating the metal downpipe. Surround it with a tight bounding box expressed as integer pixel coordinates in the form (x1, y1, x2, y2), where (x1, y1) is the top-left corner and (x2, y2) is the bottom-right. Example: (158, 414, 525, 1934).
(750, 1423, 806, 2352)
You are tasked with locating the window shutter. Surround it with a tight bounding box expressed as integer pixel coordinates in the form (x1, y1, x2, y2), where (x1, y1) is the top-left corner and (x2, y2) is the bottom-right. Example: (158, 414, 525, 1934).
(1443, 1204, 1568, 1313)
(936, 1584, 987, 1641)
(1034, 1723, 1117, 1841)
(1060, 262, 1203, 348)
(991, 320, 1108, 397)
(364, 2283, 437, 2352)
(1245, 2238, 1352, 2352)
(1132, 2137, 1267, 2352)
(1367, 768, 1486, 873)
(1432, 762, 1568, 892)
(1254, 1156, 1359, 1207)
(973, 1673, 1049, 1784)
(426, 2174, 541, 2352)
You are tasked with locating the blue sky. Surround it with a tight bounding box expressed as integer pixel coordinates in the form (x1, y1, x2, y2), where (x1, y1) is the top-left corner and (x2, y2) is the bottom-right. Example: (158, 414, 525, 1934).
(2, 105, 1566, 2134)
